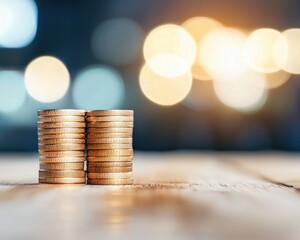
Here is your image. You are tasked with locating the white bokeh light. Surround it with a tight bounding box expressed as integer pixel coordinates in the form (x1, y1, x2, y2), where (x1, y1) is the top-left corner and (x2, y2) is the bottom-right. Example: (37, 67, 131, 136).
(72, 65, 125, 110)
(91, 18, 144, 66)
(0, 70, 26, 113)
(0, 0, 37, 48)
(25, 56, 70, 103)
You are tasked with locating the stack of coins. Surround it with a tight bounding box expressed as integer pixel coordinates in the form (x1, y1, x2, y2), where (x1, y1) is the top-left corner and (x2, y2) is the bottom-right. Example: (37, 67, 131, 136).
(38, 110, 86, 184)
(86, 110, 134, 185)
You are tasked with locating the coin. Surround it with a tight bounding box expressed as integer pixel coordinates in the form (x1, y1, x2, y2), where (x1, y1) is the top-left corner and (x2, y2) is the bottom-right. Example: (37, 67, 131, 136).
(86, 110, 133, 117)
(39, 177, 86, 184)
(38, 115, 85, 123)
(39, 151, 84, 158)
(39, 144, 85, 151)
(87, 133, 132, 138)
(39, 170, 86, 178)
(87, 178, 133, 185)
(39, 156, 85, 163)
(38, 138, 85, 144)
(87, 128, 132, 134)
(87, 167, 132, 173)
(38, 133, 86, 140)
(38, 109, 86, 117)
(87, 122, 133, 128)
(88, 172, 132, 179)
(88, 149, 133, 157)
(86, 138, 131, 144)
(40, 162, 84, 170)
(87, 161, 132, 167)
(38, 128, 85, 134)
(86, 116, 133, 122)
(87, 156, 133, 162)
(38, 122, 86, 128)
(87, 144, 132, 150)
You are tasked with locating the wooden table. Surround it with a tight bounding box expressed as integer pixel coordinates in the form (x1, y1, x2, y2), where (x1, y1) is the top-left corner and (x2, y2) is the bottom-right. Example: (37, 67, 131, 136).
(0, 152, 300, 240)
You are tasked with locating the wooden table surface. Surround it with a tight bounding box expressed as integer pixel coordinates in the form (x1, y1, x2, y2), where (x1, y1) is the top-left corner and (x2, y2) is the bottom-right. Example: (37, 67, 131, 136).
(0, 152, 300, 240)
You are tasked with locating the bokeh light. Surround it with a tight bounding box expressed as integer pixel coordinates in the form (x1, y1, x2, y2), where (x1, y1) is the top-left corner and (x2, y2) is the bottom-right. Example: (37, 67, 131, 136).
(91, 18, 144, 66)
(72, 65, 125, 110)
(243, 28, 282, 73)
(25, 56, 70, 103)
(139, 64, 192, 106)
(199, 27, 248, 82)
(264, 70, 291, 89)
(143, 24, 196, 77)
(182, 17, 223, 81)
(0, 70, 26, 113)
(213, 70, 268, 112)
(0, 0, 37, 48)
(274, 28, 300, 74)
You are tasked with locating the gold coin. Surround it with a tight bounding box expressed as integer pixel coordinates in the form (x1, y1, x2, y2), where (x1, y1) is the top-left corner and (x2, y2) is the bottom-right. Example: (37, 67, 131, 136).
(88, 149, 133, 157)
(86, 116, 133, 122)
(87, 122, 133, 128)
(88, 172, 132, 179)
(87, 128, 132, 134)
(87, 143, 132, 150)
(87, 133, 132, 138)
(87, 167, 132, 173)
(39, 177, 86, 184)
(87, 156, 133, 162)
(87, 161, 132, 167)
(39, 151, 84, 158)
(38, 128, 85, 134)
(86, 138, 132, 144)
(40, 162, 84, 170)
(39, 170, 86, 178)
(39, 144, 85, 151)
(38, 115, 85, 123)
(39, 156, 85, 163)
(86, 110, 133, 117)
(38, 138, 85, 144)
(87, 178, 133, 185)
(38, 133, 86, 140)
(38, 109, 86, 117)
(38, 122, 86, 128)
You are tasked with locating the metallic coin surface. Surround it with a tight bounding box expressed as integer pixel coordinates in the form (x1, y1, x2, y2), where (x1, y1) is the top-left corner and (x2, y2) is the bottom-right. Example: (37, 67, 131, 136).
(39, 151, 84, 158)
(87, 178, 133, 185)
(87, 133, 132, 138)
(87, 156, 133, 162)
(39, 177, 86, 184)
(87, 161, 132, 167)
(86, 116, 133, 122)
(86, 138, 132, 144)
(88, 149, 133, 157)
(38, 138, 85, 144)
(38, 133, 86, 139)
(38, 122, 86, 128)
(87, 172, 132, 179)
(39, 156, 85, 163)
(38, 115, 85, 123)
(39, 144, 85, 151)
(86, 110, 133, 117)
(40, 162, 84, 170)
(87, 143, 132, 150)
(38, 109, 86, 117)
(87, 122, 133, 128)
(87, 167, 132, 173)
(87, 128, 132, 134)
(39, 170, 86, 178)
(38, 128, 85, 134)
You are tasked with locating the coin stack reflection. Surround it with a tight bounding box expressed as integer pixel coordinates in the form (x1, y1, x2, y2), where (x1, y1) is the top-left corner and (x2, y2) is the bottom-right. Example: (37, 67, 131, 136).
(38, 110, 86, 184)
(86, 110, 134, 185)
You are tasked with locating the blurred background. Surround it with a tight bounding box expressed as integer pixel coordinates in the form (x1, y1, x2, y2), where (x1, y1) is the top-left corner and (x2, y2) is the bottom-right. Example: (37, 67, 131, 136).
(1, 0, 300, 152)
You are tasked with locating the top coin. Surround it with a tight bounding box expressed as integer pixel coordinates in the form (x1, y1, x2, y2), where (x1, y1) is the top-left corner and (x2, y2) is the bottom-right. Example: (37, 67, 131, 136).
(86, 110, 133, 117)
(38, 109, 86, 117)
(38, 115, 85, 123)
